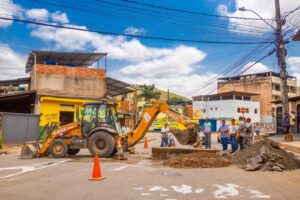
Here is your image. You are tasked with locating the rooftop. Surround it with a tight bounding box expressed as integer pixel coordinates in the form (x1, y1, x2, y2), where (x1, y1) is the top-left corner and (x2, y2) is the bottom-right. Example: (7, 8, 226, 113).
(25, 51, 107, 73)
(218, 71, 296, 81)
(193, 91, 259, 99)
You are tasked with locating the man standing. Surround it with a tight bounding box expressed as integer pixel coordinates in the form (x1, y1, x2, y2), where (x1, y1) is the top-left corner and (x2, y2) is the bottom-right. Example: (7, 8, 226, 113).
(245, 118, 254, 147)
(238, 117, 247, 150)
(160, 123, 170, 147)
(203, 118, 212, 149)
(283, 112, 292, 142)
(219, 120, 229, 151)
(229, 119, 238, 152)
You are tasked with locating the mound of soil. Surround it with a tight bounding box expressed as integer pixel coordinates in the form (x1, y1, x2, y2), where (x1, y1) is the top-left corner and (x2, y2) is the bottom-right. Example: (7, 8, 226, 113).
(162, 152, 231, 168)
(231, 138, 300, 171)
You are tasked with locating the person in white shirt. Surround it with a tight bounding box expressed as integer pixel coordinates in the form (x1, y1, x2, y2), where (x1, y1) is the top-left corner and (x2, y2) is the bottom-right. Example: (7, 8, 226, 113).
(203, 118, 212, 149)
(229, 119, 238, 152)
(160, 123, 170, 147)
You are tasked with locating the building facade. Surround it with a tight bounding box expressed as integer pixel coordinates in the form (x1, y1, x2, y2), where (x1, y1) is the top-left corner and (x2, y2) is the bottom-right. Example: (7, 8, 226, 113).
(193, 91, 260, 131)
(217, 72, 297, 123)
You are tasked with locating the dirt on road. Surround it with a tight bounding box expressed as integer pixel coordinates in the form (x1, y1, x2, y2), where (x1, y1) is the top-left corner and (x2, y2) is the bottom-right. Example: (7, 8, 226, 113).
(161, 152, 231, 168)
(231, 138, 300, 171)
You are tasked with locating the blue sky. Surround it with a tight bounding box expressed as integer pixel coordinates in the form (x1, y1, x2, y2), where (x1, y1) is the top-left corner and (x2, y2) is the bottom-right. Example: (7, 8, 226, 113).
(0, 0, 300, 97)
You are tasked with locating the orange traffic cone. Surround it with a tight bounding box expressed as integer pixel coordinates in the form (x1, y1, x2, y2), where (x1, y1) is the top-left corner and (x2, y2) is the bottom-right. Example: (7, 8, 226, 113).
(144, 138, 148, 149)
(89, 153, 105, 181)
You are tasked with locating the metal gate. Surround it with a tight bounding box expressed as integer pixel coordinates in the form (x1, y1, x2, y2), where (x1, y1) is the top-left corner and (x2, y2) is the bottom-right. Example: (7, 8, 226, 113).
(0, 112, 40, 144)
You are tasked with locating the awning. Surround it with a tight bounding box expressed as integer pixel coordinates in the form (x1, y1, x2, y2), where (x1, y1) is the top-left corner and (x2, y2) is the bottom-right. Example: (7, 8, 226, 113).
(106, 77, 136, 96)
(26, 51, 107, 73)
(0, 77, 30, 86)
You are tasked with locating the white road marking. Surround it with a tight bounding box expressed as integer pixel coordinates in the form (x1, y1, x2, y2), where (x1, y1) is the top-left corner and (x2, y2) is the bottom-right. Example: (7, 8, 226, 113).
(140, 193, 151, 196)
(133, 187, 144, 190)
(149, 186, 169, 192)
(195, 188, 204, 194)
(171, 185, 193, 195)
(213, 184, 240, 199)
(110, 164, 137, 171)
(247, 189, 271, 199)
(0, 160, 70, 179)
(110, 165, 130, 171)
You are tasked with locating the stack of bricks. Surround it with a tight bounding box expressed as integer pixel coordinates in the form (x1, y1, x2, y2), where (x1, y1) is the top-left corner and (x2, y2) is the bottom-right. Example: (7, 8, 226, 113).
(36, 64, 106, 78)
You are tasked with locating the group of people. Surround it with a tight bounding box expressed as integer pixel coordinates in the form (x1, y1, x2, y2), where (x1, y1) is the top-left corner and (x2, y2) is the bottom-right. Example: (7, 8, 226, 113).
(160, 123, 175, 147)
(204, 117, 259, 152)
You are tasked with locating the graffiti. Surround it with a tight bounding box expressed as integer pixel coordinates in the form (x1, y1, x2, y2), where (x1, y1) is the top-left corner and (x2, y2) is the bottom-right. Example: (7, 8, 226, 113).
(44, 113, 59, 122)
(40, 121, 59, 141)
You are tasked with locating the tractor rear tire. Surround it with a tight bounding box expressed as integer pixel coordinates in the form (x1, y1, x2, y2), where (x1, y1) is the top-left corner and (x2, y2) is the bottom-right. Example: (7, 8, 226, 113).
(88, 131, 115, 158)
(68, 148, 80, 156)
(49, 139, 69, 158)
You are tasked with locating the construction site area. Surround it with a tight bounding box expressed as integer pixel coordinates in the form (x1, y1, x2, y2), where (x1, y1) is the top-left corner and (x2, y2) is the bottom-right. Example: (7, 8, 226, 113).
(1, 0, 300, 199)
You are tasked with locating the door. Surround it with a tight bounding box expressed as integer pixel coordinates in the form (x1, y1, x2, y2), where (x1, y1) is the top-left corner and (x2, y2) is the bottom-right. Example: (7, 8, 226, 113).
(276, 106, 283, 134)
(59, 111, 74, 126)
(297, 104, 300, 134)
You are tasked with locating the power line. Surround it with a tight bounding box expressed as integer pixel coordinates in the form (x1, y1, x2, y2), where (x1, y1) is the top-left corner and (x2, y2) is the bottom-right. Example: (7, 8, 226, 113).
(0, 16, 274, 44)
(120, 0, 274, 20)
(26, 0, 271, 37)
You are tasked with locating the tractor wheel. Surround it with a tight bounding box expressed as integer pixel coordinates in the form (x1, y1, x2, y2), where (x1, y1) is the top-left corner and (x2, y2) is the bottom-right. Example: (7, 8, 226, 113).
(88, 131, 115, 158)
(67, 148, 80, 156)
(49, 139, 69, 158)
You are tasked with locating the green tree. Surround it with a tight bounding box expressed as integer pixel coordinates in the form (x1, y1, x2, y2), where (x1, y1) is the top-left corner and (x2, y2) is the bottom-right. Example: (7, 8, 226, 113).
(168, 96, 184, 105)
(138, 84, 161, 102)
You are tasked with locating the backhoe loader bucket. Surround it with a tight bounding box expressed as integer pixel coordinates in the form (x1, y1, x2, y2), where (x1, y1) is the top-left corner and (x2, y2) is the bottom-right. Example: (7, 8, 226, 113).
(171, 128, 197, 145)
(20, 142, 40, 159)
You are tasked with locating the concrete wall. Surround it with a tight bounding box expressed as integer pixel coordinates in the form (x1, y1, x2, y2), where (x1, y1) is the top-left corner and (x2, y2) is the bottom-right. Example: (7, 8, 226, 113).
(34, 64, 106, 98)
(193, 99, 260, 122)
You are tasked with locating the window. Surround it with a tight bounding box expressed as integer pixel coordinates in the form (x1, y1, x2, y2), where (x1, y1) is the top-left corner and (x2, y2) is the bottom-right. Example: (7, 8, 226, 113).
(215, 107, 218, 110)
(237, 107, 240, 113)
(254, 108, 258, 114)
(246, 108, 249, 113)
(203, 109, 206, 113)
(211, 107, 213, 110)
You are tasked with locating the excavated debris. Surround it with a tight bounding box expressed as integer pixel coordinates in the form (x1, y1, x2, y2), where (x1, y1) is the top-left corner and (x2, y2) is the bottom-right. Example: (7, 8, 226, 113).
(161, 152, 231, 168)
(230, 138, 300, 172)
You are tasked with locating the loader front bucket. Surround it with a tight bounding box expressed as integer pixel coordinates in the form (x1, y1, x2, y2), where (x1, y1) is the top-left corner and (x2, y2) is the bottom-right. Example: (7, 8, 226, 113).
(20, 142, 40, 159)
(171, 128, 197, 145)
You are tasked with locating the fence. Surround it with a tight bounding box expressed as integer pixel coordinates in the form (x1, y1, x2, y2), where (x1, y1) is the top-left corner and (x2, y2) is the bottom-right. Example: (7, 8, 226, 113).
(0, 112, 40, 144)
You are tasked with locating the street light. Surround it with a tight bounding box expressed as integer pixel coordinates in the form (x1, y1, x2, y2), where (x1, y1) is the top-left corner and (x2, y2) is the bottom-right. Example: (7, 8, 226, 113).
(238, 7, 275, 30)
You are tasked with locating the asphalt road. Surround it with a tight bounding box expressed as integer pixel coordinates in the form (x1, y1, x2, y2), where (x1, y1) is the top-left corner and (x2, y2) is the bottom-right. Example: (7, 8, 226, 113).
(0, 133, 300, 200)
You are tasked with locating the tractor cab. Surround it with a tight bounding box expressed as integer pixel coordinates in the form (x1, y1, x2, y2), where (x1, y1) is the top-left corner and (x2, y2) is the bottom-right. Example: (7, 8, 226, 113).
(81, 102, 122, 136)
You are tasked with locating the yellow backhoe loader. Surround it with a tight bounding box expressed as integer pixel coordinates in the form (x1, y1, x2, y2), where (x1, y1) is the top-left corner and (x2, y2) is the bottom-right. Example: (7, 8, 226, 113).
(21, 101, 198, 159)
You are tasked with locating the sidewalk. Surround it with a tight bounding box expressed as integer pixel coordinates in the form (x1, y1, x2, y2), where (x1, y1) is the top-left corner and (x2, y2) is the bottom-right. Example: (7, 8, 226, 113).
(269, 134, 300, 154)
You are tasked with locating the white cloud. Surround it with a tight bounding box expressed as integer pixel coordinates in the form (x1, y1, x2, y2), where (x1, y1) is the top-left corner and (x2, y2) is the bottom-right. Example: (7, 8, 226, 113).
(26, 8, 49, 21)
(120, 45, 206, 78)
(241, 62, 270, 75)
(0, 0, 22, 28)
(31, 25, 175, 63)
(51, 11, 69, 24)
(217, 0, 300, 34)
(0, 43, 27, 79)
(287, 56, 300, 85)
(125, 26, 146, 35)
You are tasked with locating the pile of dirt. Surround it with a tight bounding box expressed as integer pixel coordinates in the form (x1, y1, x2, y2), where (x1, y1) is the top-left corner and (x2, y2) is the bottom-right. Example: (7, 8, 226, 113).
(162, 152, 231, 168)
(231, 138, 300, 172)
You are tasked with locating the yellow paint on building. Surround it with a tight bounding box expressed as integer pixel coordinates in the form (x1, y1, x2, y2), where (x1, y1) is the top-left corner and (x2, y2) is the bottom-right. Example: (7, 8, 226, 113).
(39, 96, 98, 140)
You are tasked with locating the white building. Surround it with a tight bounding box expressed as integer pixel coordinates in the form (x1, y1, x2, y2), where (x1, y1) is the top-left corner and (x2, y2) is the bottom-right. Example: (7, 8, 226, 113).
(193, 92, 260, 128)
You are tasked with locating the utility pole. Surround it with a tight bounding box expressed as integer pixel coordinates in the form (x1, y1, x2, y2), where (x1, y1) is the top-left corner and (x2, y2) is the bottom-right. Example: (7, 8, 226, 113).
(275, 0, 291, 140)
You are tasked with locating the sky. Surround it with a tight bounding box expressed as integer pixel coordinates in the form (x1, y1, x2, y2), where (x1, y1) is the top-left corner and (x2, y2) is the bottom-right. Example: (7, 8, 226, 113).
(0, 0, 300, 98)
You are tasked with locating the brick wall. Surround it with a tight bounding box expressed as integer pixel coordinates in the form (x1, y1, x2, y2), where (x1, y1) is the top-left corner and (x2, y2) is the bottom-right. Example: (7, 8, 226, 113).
(36, 64, 106, 78)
